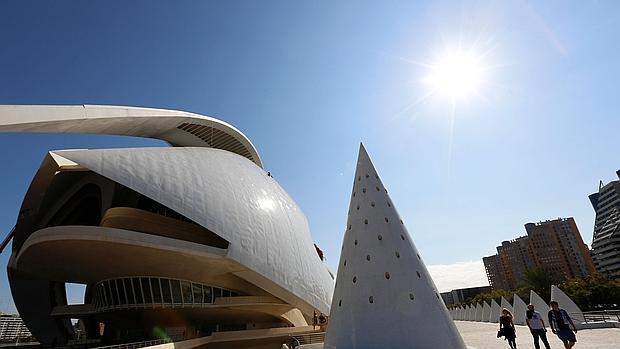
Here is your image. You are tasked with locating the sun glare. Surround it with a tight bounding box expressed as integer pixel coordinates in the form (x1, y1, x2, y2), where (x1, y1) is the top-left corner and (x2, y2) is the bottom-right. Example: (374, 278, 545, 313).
(425, 50, 485, 100)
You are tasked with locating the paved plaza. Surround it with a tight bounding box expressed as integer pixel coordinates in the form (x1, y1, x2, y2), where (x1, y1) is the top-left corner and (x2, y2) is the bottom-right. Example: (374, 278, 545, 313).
(455, 321, 620, 349)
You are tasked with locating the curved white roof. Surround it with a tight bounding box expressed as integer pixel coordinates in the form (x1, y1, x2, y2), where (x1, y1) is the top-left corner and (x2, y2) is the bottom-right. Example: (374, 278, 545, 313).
(0, 104, 262, 167)
(52, 147, 333, 314)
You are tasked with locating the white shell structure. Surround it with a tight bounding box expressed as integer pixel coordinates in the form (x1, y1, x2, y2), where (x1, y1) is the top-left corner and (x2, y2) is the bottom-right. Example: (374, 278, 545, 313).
(482, 301, 491, 322)
(500, 296, 513, 315)
(489, 300, 501, 323)
(468, 305, 475, 321)
(475, 303, 484, 322)
(324, 144, 466, 349)
(530, 290, 549, 317)
(551, 285, 585, 324)
(51, 147, 333, 313)
(456, 307, 463, 320)
(513, 294, 528, 325)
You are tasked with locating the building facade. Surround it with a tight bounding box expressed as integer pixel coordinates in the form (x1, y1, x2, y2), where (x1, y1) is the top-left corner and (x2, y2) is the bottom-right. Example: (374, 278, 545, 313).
(589, 170, 620, 276)
(483, 218, 595, 290)
(440, 286, 492, 307)
(0, 105, 334, 347)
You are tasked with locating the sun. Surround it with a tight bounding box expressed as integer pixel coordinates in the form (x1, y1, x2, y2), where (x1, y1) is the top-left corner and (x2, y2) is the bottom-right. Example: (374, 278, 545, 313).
(425, 49, 485, 100)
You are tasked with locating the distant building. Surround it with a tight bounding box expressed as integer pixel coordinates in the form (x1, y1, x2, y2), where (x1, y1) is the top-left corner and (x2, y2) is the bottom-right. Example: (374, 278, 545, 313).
(0, 314, 32, 342)
(589, 170, 620, 276)
(483, 218, 595, 290)
(440, 286, 492, 306)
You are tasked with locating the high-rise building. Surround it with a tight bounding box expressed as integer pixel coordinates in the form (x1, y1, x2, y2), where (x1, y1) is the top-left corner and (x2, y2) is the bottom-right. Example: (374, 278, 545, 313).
(440, 286, 492, 306)
(589, 170, 620, 276)
(525, 218, 595, 279)
(483, 218, 595, 290)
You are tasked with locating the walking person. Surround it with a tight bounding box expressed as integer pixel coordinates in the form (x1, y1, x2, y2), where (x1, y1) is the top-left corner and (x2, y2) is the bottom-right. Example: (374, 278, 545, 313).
(548, 301, 578, 349)
(526, 304, 551, 349)
(499, 308, 517, 349)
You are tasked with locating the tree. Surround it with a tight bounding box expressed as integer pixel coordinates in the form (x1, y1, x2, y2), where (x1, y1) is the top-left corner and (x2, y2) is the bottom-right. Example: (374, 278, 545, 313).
(521, 266, 562, 302)
(560, 273, 620, 311)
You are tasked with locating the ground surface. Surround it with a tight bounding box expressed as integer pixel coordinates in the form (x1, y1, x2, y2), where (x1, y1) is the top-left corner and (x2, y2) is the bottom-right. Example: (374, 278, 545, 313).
(455, 321, 620, 349)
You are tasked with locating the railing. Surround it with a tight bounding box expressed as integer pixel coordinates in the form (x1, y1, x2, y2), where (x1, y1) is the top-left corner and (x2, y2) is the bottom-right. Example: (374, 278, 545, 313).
(289, 332, 326, 348)
(580, 310, 620, 323)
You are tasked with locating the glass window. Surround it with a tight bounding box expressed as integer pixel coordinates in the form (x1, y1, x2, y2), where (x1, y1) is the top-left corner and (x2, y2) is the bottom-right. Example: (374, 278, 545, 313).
(108, 281, 119, 305)
(171, 279, 182, 304)
(133, 278, 144, 304)
(181, 281, 192, 304)
(192, 283, 202, 304)
(161, 279, 172, 303)
(123, 279, 135, 304)
(202, 285, 212, 303)
(141, 278, 152, 303)
(213, 287, 222, 299)
(101, 283, 109, 307)
(117, 279, 127, 305)
(151, 278, 162, 303)
(223, 289, 231, 297)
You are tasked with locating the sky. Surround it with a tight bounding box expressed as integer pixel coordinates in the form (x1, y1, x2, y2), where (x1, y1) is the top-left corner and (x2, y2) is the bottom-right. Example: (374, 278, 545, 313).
(1, 1, 619, 312)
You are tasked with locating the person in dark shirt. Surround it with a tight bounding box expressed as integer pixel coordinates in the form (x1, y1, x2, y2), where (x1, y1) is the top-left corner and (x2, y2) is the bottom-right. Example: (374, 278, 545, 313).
(499, 308, 517, 349)
(547, 301, 578, 349)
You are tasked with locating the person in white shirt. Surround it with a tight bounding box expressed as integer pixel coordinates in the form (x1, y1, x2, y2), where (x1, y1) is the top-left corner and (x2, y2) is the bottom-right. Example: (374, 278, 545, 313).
(526, 304, 551, 349)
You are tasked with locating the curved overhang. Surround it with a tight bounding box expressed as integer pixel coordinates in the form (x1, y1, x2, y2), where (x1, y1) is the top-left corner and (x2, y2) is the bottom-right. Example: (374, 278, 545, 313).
(0, 104, 262, 167)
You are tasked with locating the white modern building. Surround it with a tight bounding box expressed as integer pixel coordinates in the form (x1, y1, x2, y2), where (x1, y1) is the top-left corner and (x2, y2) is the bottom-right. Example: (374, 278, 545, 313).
(0, 314, 32, 342)
(0, 105, 334, 347)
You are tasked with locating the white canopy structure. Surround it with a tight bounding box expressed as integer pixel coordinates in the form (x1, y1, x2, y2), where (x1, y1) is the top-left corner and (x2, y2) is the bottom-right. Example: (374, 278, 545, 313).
(551, 285, 585, 325)
(475, 303, 483, 322)
(500, 296, 513, 315)
(489, 300, 501, 323)
(530, 290, 549, 317)
(482, 301, 491, 322)
(324, 144, 466, 349)
(513, 294, 527, 325)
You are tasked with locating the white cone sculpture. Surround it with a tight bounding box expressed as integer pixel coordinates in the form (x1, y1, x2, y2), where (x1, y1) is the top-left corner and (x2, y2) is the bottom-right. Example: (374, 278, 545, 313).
(324, 144, 467, 349)
(465, 305, 471, 321)
(513, 294, 527, 325)
(489, 299, 501, 323)
(530, 290, 549, 317)
(500, 296, 513, 315)
(475, 303, 483, 322)
(482, 301, 491, 322)
(458, 306, 464, 320)
(551, 285, 585, 325)
(468, 305, 475, 321)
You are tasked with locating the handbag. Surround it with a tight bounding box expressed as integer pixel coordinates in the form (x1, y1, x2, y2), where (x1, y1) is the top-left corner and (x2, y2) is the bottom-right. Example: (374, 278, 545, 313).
(497, 328, 504, 338)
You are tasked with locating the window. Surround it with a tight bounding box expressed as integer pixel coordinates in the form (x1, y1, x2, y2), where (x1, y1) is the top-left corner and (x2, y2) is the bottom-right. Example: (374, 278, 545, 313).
(161, 279, 172, 303)
(109, 281, 119, 305)
(151, 278, 162, 303)
(133, 278, 144, 304)
(141, 278, 152, 303)
(171, 279, 182, 304)
(181, 281, 193, 304)
(123, 279, 135, 304)
(192, 283, 202, 304)
(117, 279, 127, 305)
(213, 287, 222, 299)
(203, 285, 213, 303)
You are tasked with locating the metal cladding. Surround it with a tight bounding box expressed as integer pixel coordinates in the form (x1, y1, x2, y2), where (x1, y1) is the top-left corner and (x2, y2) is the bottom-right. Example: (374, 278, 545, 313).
(529, 290, 549, 317)
(482, 301, 491, 322)
(551, 285, 585, 325)
(324, 144, 466, 349)
(489, 300, 501, 323)
(513, 294, 527, 325)
(475, 303, 484, 322)
(500, 296, 513, 315)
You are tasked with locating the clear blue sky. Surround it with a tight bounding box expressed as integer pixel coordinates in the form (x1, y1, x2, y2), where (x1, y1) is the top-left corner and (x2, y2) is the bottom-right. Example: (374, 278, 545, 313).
(1, 1, 619, 311)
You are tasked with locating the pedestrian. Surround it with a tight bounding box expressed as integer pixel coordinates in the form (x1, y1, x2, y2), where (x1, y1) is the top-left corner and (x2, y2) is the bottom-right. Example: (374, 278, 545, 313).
(548, 301, 578, 349)
(499, 308, 517, 349)
(526, 304, 551, 349)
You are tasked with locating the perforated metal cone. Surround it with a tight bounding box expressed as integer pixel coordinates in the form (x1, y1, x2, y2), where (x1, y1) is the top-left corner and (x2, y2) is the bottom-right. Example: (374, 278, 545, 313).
(324, 144, 466, 349)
